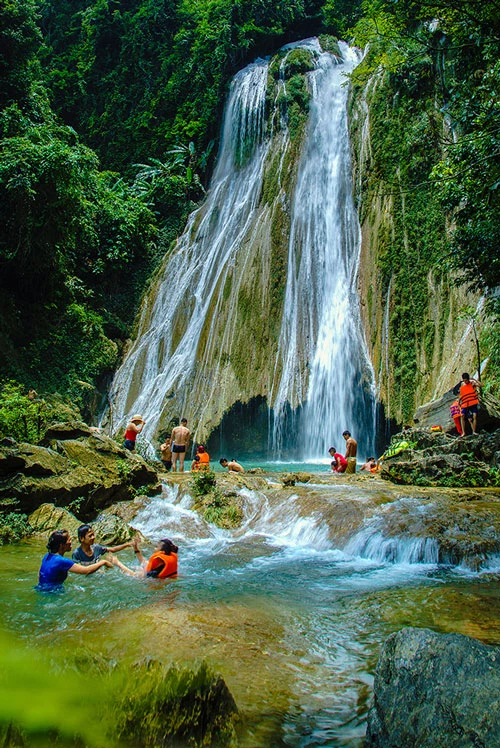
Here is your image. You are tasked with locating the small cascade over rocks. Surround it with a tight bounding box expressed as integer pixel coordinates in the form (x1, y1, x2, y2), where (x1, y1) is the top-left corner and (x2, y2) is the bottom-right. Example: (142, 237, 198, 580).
(129, 475, 500, 573)
(110, 38, 375, 460)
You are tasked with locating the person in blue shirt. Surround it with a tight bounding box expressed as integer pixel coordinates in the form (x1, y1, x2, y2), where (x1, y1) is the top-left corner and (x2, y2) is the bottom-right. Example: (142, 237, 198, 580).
(37, 529, 114, 591)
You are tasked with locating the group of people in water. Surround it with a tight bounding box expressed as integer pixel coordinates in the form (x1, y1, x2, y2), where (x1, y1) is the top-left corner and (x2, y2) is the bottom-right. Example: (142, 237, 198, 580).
(37, 523, 178, 591)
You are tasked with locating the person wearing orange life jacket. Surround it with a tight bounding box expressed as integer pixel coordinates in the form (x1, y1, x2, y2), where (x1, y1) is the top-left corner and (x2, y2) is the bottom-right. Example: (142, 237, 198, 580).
(192, 444, 210, 471)
(123, 538, 178, 579)
(456, 372, 481, 436)
(449, 399, 463, 435)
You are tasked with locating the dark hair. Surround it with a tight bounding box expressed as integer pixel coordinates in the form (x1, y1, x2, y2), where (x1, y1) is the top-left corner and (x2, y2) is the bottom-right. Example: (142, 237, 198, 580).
(47, 530, 69, 553)
(219, 457, 228, 465)
(462, 372, 470, 380)
(342, 430, 351, 437)
(328, 447, 336, 453)
(194, 455, 200, 461)
(367, 456, 375, 462)
(77, 524, 92, 542)
(159, 538, 178, 555)
(181, 417, 187, 424)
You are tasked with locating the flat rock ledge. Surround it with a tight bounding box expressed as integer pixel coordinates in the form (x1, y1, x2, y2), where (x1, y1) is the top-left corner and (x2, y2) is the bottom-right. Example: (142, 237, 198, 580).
(366, 627, 500, 747)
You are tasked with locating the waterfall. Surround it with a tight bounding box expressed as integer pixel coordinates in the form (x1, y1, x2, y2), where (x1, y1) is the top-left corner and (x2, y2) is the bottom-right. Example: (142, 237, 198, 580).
(110, 58, 271, 444)
(271, 42, 376, 459)
(110, 39, 375, 459)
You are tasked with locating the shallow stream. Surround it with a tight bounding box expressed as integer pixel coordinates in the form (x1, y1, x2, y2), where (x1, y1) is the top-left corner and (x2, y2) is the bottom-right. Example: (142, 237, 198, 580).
(1, 475, 499, 746)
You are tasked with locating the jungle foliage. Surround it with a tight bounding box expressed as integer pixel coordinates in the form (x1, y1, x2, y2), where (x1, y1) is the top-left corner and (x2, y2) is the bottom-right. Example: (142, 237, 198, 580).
(350, 0, 500, 412)
(0, 0, 498, 418)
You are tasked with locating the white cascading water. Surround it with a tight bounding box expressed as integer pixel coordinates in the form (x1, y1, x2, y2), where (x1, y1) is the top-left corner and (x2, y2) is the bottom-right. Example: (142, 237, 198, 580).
(111, 39, 375, 459)
(271, 41, 376, 459)
(109, 58, 271, 441)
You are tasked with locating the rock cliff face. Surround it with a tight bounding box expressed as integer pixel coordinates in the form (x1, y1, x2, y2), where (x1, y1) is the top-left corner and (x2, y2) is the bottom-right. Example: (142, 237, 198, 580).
(348, 65, 483, 427)
(366, 627, 500, 747)
(0, 422, 159, 518)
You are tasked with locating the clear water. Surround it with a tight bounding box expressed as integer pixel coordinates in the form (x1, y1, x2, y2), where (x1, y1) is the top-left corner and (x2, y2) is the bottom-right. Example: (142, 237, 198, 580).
(2, 482, 499, 746)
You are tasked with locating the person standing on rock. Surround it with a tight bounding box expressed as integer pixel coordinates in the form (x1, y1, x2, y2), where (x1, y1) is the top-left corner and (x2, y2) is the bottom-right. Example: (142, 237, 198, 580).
(160, 434, 172, 471)
(456, 373, 481, 436)
(124, 414, 145, 451)
(171, 418, 190, 472)
(72, 524, 136, 565)
(450, 399, 463, 436)
(342, 430, 358, 473)
(37, 530, 114, 591)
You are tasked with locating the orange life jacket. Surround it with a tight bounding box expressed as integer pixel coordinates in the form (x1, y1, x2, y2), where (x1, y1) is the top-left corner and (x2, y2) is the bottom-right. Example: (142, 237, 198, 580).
(460, 381, 479, 408)
(450, 400, 461, 418)
(146, 551, 178, 579)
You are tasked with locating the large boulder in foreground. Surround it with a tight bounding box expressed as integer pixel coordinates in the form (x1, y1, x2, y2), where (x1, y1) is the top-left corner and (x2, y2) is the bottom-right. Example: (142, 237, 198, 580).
(0, 423, 160, 517)
(366, 627, 500, 747)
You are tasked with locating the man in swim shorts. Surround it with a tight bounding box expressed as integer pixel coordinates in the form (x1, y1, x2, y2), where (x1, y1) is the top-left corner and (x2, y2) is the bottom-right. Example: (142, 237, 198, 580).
(171, 417, 190, 472)
(343, 430, 358, 473)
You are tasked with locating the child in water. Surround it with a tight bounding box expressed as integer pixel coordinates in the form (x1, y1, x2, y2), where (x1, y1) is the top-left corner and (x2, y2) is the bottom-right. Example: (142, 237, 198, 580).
(113, 538, 178, 579)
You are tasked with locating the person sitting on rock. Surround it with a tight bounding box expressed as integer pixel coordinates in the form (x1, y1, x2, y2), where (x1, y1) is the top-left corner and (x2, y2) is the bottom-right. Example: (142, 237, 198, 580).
(328, 447, 347, 473)
(72, 524, 136, 565)
(360, 456, 378, 473)
(194, 445, 210, 471)
(219, 457, 244, 473)
(37, 529, 114, 591)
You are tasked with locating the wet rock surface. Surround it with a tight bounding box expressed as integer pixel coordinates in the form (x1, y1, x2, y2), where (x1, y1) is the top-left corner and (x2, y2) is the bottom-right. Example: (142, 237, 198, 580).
(366, 626, 500, 747)
(0, 422, 160, 517)
(381, 428, 500, 488)
(414, 388, 500, 434)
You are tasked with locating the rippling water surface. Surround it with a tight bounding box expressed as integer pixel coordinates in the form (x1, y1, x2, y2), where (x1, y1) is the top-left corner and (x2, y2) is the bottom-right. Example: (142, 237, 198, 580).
(1, 479, 499, 746)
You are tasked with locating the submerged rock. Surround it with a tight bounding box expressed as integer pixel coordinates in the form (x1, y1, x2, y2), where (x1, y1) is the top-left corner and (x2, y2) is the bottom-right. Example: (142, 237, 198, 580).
(366, 627, 500, 747)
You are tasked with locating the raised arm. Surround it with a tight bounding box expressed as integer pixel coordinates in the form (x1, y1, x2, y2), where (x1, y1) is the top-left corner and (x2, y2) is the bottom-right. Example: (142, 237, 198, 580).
(70, 558, 113, 575)
(106, 540, 134, 553)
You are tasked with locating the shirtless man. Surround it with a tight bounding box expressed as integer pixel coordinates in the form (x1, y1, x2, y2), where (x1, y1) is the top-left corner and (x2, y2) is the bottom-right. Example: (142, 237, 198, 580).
(343, 430, 357, 474)
(171, 418, 190, 472)
(160, 434, 172, 471)
(219, 458, 244, 473)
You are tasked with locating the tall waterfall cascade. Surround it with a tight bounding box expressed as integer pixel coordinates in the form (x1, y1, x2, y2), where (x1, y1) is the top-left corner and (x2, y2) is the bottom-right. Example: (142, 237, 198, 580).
(110, 39, 376, 459)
